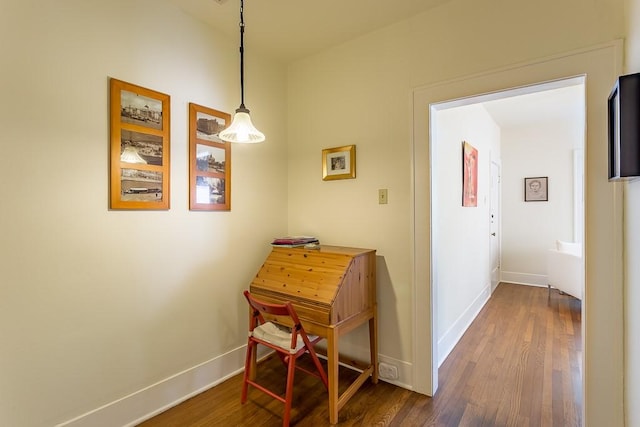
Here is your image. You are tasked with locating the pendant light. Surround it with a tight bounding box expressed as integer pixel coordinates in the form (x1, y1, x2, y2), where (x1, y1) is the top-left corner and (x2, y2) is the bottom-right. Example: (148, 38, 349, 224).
(219, 0, 265, 143)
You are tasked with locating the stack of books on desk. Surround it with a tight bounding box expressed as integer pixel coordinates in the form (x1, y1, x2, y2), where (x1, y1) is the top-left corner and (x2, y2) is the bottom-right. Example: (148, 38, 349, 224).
(271, 236, 319, 248)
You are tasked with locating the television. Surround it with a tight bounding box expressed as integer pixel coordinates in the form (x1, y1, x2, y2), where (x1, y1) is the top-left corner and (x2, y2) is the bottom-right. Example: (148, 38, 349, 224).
(608, 72, 640, 181)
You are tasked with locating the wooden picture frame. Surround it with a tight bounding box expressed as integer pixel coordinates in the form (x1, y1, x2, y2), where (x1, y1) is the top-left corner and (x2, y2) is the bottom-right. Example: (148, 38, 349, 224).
(322, 145, 356, 181)
(109, 78, 170, 210)
(524, 176, 548, 201)
(189, 103, 231, 210)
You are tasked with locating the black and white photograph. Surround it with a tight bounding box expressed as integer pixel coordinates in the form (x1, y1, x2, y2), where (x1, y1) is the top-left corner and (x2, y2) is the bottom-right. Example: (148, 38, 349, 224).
(196, 111, 227, 142)
(120, 130, 163, 166)
(195, 176, 225, 205)
(524, 176, 548, 201)
(196, 144, 225, 174)
(331, 155, 346, 171)
(120, 169, 163, 202)
(120, 89, 163, 130)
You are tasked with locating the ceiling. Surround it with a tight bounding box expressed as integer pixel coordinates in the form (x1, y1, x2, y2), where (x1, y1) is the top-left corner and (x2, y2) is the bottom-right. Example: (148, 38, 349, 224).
(482, 83, 585, 130)
(173, 0, 585, 129)
(173, 0, 450, 63)
(435, 79, 586, 130)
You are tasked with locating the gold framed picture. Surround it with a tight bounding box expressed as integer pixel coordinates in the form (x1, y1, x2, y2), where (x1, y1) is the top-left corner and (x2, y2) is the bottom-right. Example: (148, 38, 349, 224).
(188, 103, 231, 211)
(322, 145, 356, 181)
(109, 78, 170, 210)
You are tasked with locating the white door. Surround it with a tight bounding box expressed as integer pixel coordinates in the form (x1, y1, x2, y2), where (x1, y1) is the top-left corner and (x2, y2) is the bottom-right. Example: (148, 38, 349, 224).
(490, 160, 501, 292)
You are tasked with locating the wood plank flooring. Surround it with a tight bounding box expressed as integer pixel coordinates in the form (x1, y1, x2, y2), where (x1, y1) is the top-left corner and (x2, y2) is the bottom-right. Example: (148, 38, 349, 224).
(138, 282, 582, 426)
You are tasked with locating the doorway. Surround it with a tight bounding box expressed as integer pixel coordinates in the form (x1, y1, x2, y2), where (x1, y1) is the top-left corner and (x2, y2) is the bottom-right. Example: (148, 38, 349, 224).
(429, 77, 585, 369)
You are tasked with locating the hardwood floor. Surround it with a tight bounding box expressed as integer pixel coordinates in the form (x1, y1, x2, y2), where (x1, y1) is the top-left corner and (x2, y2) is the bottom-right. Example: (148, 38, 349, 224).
(138, 283, 582, 426)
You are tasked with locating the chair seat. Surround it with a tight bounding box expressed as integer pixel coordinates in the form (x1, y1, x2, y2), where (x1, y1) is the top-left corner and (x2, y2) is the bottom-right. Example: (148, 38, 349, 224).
(252, 321, 318, 352)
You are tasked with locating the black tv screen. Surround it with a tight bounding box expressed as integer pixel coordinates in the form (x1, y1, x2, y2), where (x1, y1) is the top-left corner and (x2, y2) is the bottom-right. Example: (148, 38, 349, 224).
(608, 72, 640, 180)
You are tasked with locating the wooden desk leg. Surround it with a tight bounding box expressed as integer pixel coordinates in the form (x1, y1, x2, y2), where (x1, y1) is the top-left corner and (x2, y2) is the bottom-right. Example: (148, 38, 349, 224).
(369, 313, 379, 384)
(327, 328, 339, 424)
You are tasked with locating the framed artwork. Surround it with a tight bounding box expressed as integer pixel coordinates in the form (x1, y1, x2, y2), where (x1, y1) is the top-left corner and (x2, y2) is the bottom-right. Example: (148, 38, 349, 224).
(189, 103, 231, 210)
(109, 78, 170, 210)
(462, 141, 478, 207)
(322, 145, 356, 181)
(524, 176, 548, 201)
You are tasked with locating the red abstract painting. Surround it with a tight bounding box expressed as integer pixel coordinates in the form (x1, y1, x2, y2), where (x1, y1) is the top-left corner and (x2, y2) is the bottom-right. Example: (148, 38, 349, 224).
(462, 141, 478, 207)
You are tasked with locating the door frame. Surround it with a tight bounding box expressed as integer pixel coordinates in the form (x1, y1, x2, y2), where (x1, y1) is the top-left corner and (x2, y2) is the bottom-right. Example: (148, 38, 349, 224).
(489, 157, 501, 293)
(411, 41, 623, 425)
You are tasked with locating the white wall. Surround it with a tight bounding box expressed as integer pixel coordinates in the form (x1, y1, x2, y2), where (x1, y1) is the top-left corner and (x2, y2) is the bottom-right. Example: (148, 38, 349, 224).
(432, 104, 500, 365)
(0, 1, 287, 426)
(623, 0, 640, 425)
(501, 117, 582, 286)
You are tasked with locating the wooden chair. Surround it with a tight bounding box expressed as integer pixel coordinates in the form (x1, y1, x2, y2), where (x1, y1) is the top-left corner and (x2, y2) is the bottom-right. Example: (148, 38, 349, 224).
(241, 290, 328, 426)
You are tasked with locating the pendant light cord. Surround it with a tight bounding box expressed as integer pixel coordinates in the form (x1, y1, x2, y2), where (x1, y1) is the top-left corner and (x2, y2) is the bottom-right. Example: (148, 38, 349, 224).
(239, 0, 246, 110)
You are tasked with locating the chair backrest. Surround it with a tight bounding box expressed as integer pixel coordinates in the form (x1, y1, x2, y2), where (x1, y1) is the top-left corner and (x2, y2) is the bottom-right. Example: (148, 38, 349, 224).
(243, 290, 307, 348)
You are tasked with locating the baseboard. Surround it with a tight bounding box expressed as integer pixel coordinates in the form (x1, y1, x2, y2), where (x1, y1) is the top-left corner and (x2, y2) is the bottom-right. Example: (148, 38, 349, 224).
(56, 345, 250, 427)
(56, 344, 414, 426)
(437, 283, 491, 367)
(500, 271, 548, 287)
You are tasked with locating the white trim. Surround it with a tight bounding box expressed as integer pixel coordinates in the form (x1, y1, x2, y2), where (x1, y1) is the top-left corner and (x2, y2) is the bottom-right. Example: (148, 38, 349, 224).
(437, 284, 491, 367)
(574, 148, 585, 244)
(500, 271, 548, 287)
(56, 345, 247, 427)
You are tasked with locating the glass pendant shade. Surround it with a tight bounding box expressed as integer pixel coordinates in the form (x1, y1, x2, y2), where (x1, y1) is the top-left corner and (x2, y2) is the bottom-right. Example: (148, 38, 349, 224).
(219, 107, 265, 143)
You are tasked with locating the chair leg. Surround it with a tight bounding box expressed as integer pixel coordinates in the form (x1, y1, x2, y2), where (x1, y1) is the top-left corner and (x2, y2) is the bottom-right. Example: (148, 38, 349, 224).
(307, 346, 328, 389)
(241, 340, 254, 404)
(282, 356, 296, 427)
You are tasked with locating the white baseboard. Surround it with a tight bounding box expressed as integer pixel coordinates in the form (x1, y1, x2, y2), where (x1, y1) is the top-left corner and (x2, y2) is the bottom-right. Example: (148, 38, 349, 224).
(501, 271, 548, 287)
(437, 283, 491, 367)
(56, 345, 248, 427)
(56, 344, 415, 426)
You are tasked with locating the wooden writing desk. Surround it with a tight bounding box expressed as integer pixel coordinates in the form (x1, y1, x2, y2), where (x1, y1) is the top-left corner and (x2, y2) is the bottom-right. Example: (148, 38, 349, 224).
(249, 245, 378, 424)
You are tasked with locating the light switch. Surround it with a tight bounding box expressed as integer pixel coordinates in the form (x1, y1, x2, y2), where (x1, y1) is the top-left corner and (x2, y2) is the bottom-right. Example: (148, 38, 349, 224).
(378, 189, 388, 204)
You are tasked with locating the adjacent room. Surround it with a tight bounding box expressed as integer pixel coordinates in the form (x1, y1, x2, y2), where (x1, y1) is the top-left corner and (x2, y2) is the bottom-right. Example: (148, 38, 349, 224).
(1, 0, 639, 426)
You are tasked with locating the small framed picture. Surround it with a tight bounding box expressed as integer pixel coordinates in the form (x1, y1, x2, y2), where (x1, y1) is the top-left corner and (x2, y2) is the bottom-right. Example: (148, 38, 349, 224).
(109, 78, 170, 210)
(322, 145, 356, 181)
(189, 103, 231, 210)
(524, 177, 548, 202)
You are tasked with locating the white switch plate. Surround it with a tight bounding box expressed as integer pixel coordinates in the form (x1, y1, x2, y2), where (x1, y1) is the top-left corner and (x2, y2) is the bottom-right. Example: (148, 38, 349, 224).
(378, 189, 388, 204)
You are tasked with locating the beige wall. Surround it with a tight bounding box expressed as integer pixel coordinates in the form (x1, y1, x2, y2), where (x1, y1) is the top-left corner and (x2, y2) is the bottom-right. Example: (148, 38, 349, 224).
(0, 0, 634, 425)
(0, 1, 287, 425)
(623, 1, 640, 426)
(287, 0, 625, 425)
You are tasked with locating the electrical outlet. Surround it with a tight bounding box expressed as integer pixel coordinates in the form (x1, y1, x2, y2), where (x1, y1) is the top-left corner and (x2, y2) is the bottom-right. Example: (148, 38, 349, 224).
(378, 362, 398, 379)
(378, 189, 388, 204)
